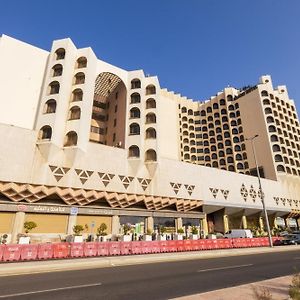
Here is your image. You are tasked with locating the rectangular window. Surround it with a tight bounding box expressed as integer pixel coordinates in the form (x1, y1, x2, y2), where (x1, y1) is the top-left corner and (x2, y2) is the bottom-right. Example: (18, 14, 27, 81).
(114, 119, 117, 127)
(113, 133, 116, 142)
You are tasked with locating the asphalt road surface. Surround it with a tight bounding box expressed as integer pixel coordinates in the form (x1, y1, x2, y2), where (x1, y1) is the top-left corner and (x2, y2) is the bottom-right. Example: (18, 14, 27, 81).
(0, 249, 299, 300)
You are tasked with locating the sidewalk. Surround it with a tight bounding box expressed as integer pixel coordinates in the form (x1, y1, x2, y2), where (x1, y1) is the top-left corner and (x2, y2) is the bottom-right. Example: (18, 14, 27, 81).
(0, 245, 298, 277)
(174, 275, 292, 300)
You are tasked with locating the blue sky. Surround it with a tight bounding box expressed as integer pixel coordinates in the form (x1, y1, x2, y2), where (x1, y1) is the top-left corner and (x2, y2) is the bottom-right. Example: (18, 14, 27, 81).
(1, 0, 300, 106)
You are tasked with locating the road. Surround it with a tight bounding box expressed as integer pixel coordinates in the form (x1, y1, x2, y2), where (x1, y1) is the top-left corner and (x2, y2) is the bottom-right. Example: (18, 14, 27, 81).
(0, 249, 299, 299)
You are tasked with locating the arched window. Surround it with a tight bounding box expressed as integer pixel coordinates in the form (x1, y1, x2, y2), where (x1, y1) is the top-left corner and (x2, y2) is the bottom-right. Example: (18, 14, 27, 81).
(145, 149, 157, 161)
(272, 144, 281, 152)
(213, 103, 219, 109)
(218, 143, 224, 149)
(188, 109, 193, 115)
(129, 123, 140, 135)
(237, 163, 244, 170)
(183, 138, 189, 143)
(146, 128, 156, 139)
(230, 120, 237, 126)
(131, 79, 141, 89)
(184, 146, 189, 152)
(128, 145, 140, 158)
(220, 159, 226, 165)
(266, 116, 274, 123)
(261, 90, 268, 97)
(181, 107, 187, 113)
(227, 95, 233, 101)
(227, 156, 234, 163)
(146, 98, 156, 109)
(232, 128, 238, 135)
(191, 155, 197, 161)
(229, 112, 235, 118)
(210, 137, 216, 143)
(224, 132, 230, 138)
(233, 137, 239, 143)
(76, 57, 87, 68)
(183, 130, 189, 136)
(188, 118, 194, 124)
(228, 165, 235, 171)
(264, 107, 272, 114)
(221, 109, 227, 115)
(234, 145, 241, 152)
(184, 153, 190, 160)
(189, 125, 194, 131)
(206, 107, 212, 113)
(49, 81, 60, 95)
(74, 72, 85, 85)
(268, 125, 276, 133)
(130, 107, 140, 119)
(69, 106, 81, 120)
(263, 99, 270, 105)
(146, 85, 156, 95)
(219, 99, 225, 105)
(214, 113, 220, 118)
(200, 110, 206, 116)
(182, 117, 188, 122)
(190, 133, 195, 138)
(222, 116, 228, 122)
(52, 64, 63, 77)
(190, 140, 195, 145)
(44, 99, 56, 114)
(131, 93, 141, 104)
(211, 145, 217, 152)
(191, 147, 196, 153)
(65, 131, 78, 146)
(55, 48, 65, 60)
(274, 154, 283, 162)
(72, 88, 83, 101)
(212, 161, 218, 168)
(236, 154, 242, 160)
(228, 105, 234, 111)
(223, 124, 229, 130)
(146, 113, 156, 124)
(39, 125, 52, 140)
(226, 148, 233, 154)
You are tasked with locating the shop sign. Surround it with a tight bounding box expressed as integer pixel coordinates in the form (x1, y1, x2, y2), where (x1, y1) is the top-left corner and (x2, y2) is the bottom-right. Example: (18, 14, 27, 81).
(287, 218, 297, 227)
(32, 205, 67, 213)
(17, 204, 28, 212)
(70, 207, 79, 216)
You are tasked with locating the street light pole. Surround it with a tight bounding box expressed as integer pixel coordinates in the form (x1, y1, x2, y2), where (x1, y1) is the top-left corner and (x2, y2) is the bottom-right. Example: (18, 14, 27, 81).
(246, 134, 273, 247)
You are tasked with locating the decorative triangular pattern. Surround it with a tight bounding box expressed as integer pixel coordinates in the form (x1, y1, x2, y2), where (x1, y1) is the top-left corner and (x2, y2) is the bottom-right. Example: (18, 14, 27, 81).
(240, 184, 248, 201)
(209, 187, 219, 198)
(281, 198, 286, 206)
(170, 182, 182, 194)
(75, 169, 94, 184)
(118, 175, 134, 189)
(287, 199, 292, 206)
(137, 178, 152, 191)
(220, 189, 229, 200)
(294, 200, 299, 207)
(49, 165, 69, 182)
(249, 185, 257, 203)
(274, 197, 279, 205)
(184, 184, 195, 196)
(98, 172, 115, 187)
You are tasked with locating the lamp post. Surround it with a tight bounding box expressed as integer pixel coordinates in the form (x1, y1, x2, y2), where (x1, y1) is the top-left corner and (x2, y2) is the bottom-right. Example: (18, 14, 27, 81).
(246, 134, 273, 247)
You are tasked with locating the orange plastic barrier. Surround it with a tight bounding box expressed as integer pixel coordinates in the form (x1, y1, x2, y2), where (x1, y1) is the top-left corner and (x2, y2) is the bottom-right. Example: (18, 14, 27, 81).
(52, 243, 70, 259)
(131, 241, 142, 254)
(84, 242, 98, 257)
(176, 240, 185, 252)
(97, 242, 109, 256)
(38, 243, 53, 259)
(70, 243, 84, 258)
(20, 244, 38, 261)
(120, 242, 131, 255)
(0, 244, 5, 261)
(108, 242, 121, 256)
(3, 245, 21, 261)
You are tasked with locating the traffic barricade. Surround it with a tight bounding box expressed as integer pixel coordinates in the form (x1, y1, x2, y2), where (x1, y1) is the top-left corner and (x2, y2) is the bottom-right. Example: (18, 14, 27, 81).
(204, 239, 214, 250)
(141, 241, 152, 254)
(149, 241, 161, 253)
(131, 241, 142, 255)
(120, 242, 131, 255)
(197, 239, 206, 250)
(215, 239, 225, 249)
(97, 242, 109, 256)
(70, 243, 84, 258)
(211, 239, 220, 249)
(191, 240, 200, 251)
(3, 245, 21, 261)
(159, 241, 169, 253)
(20, 244, 38, 261)
(52, 243, 70, 259)
(183, 240, 193, 251)
(0, 244, 5, 261)
(167, 240, 177, 252)
(84, 242, 98, 257)
(38, 243, 53, 260)
(176, 240, 185, 252)
(108, 242, 121, 256)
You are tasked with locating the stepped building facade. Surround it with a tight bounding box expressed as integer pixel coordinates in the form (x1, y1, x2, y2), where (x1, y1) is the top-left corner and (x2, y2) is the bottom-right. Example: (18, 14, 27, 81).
(0, 34, 299, 242)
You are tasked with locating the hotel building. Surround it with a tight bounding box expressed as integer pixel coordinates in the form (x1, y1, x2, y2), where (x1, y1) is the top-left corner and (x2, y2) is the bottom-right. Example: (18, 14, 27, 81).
(0, 35, 299, 243)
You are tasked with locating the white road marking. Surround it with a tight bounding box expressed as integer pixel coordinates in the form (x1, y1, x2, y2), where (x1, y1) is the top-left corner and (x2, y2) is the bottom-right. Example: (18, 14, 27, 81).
(0, 282, 102, 298)
(197, 263, 253, 273)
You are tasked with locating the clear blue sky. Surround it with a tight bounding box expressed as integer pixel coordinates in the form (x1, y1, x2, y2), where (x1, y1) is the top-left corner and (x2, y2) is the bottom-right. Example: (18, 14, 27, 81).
(1, 0, 300, 106)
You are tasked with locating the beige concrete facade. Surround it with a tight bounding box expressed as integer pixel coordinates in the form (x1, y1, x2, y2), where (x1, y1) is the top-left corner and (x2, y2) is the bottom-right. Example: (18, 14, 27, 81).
(0, 35, 299, 241)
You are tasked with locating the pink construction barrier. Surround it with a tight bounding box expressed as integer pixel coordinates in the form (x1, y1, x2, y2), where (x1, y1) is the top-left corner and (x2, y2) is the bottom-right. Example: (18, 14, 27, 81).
(108, 242, 121, 256)
(131, 241, 142, 254)
(167, 240, 178, 252)
(0, 244, 5, 261)
(120, 242, 131, 255)
(141, 241, 152, 254)
(52, 243, 70, 259)
(20, 244, 38, 261)
(97, 242, 109, 256)
(70, 243, 84, 258)
(183, 240, 193, 251)
(84, 242, 98, 257)
(148, 241, 161, 253)
(38, 243, 53, 260)
(176, 240, 185, 252)
(3, 245, 21, 261)
(159, 241, 169, 253)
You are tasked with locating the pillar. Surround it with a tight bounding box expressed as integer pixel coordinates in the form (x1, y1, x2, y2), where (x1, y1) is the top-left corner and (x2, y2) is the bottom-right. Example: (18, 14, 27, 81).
(145, 216, 154, 233)
(223, 214, 229, 233)
(11, 211, 26, 243)
(175, 217, 183, 231)
(111, 215, 120, 235)
(242, 215, 247, 229)
(67, 215, 77, 235)
(201, 215, 208, 237)
(259, 216, 264, 231)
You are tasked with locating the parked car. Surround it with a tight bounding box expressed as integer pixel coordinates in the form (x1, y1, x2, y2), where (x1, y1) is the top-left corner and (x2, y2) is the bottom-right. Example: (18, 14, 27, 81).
(280, 233, 300, 245)
(224, 229, 253, 238)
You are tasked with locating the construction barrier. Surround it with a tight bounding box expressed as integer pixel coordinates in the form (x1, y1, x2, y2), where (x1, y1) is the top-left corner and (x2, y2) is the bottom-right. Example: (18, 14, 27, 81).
(97, 242, 109, 256)
(3, 245, 21, 261)
(176, 240, 185, 252)
(120, 242, 132, 255)
(131, 241, 143, 254)
(52, 243, 70, 259)
(0, 244, 5, 260)
(149, 241, 161, 253)
(70, 243, 84, 258)
(20, 244, 38, 261)
(38, 243, 53, 260)
(84, 242, 98, 257)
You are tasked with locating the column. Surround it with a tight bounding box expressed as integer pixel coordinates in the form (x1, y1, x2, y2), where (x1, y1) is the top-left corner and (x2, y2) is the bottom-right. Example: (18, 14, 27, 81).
(175, 217, 183, 231)
(223, 214, 229, 233)
(259, 216, 264, 231)
(242, 215, 247, 229)
(145, 216, 154, 233)
(201, 215, 208, 237)
(111, 215, 120, 235)
(67, 215, 77, 235)
(11, 211, 26, 243)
